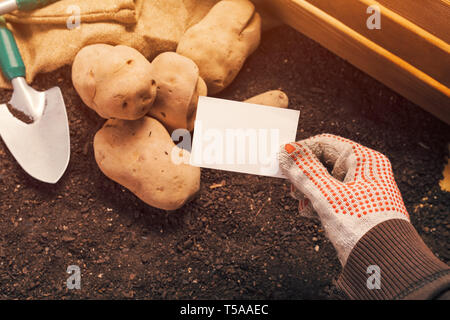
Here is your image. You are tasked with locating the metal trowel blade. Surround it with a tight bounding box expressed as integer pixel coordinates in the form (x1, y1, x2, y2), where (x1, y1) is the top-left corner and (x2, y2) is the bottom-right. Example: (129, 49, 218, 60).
(0, 87, 70, 184)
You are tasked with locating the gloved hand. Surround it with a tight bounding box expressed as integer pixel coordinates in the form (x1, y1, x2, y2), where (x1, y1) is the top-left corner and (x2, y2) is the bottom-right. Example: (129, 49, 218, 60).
(279, 134, 410, 265)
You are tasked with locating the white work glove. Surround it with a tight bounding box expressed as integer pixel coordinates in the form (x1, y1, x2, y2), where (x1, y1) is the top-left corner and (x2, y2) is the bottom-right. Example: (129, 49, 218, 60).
(278, 134, 410, 265)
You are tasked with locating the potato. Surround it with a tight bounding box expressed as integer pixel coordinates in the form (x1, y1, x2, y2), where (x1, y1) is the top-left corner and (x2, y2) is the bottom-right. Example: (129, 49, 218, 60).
(244, 90, 289, 108)
(72, 44, 157, 120)
(196, 76, 208, 97)
(94, 117, 200, 211)
(182, 76, 207, 132)
(177, 0, 261, 95)
(147, 52, 206, 133)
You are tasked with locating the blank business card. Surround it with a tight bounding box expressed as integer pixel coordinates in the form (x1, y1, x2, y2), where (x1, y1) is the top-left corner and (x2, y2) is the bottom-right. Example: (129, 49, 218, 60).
(190, 96, 300, 178)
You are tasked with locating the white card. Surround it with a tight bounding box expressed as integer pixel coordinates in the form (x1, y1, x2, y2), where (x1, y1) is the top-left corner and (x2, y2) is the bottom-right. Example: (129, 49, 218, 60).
(190, 96, 300, 178)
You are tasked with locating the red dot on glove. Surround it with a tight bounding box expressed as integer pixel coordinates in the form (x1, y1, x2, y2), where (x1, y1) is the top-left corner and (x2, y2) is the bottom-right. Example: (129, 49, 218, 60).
(285, 144, 296, 154)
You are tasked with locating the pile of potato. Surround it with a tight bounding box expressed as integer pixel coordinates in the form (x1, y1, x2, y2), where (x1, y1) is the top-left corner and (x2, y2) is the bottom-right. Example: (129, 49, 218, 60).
(71, 0, 289, 211)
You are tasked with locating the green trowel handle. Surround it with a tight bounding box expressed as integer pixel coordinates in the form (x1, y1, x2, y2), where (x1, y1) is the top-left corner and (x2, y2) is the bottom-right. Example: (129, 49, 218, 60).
(0, 17, 25, 80)
(16, 0, 59, 11)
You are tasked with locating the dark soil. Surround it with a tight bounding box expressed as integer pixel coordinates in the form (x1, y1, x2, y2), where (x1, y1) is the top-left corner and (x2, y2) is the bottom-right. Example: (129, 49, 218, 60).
(0, 26, 449, 300)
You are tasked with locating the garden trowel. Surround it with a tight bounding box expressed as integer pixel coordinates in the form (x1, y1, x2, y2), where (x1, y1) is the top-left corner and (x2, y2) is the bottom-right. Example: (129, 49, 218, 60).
(0, 16, 69, 184)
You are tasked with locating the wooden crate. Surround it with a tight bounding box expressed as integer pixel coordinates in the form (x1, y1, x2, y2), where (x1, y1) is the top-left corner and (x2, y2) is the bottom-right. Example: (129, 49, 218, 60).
(260, 0, 450, 124)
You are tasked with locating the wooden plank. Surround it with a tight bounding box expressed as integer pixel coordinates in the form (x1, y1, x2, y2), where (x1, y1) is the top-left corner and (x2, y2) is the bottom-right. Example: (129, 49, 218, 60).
(376, 0, 450, 43)
(260, 0, 450, 124)
(307, 0, 450, 87)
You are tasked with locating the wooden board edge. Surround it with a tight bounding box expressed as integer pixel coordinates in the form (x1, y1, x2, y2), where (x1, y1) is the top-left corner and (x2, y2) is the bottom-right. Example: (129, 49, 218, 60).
(262, 0, 450, 124)
(306, 0, 450, 86)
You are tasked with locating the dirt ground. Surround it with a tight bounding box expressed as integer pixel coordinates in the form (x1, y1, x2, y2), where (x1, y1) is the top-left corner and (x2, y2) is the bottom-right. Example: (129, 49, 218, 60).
(0, 26, 449, 300)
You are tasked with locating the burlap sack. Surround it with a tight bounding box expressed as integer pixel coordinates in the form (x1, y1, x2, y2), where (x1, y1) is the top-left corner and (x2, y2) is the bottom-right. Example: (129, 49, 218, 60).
(0, 0, 219, 89)
(4, 0, 142, 24)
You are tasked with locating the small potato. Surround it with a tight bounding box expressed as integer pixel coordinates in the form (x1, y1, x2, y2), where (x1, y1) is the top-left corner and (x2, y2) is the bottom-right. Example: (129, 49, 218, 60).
(94, 117, 200, 211)
(177, 0, 261, 95)
(244, 90, 289, 108)
(147, 52, 206, 133)
(72, 44, 157, 120)
(185, 76, 208, 129)
(196, 76, 208, 97)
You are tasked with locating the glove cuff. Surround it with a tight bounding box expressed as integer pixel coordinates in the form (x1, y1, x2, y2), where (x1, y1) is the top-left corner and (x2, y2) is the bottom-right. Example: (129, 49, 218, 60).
(337, 219, 450, 299)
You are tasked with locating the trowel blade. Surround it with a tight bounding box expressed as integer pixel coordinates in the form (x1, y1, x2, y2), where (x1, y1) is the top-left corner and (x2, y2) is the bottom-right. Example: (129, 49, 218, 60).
(0, 87, 70, 184)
